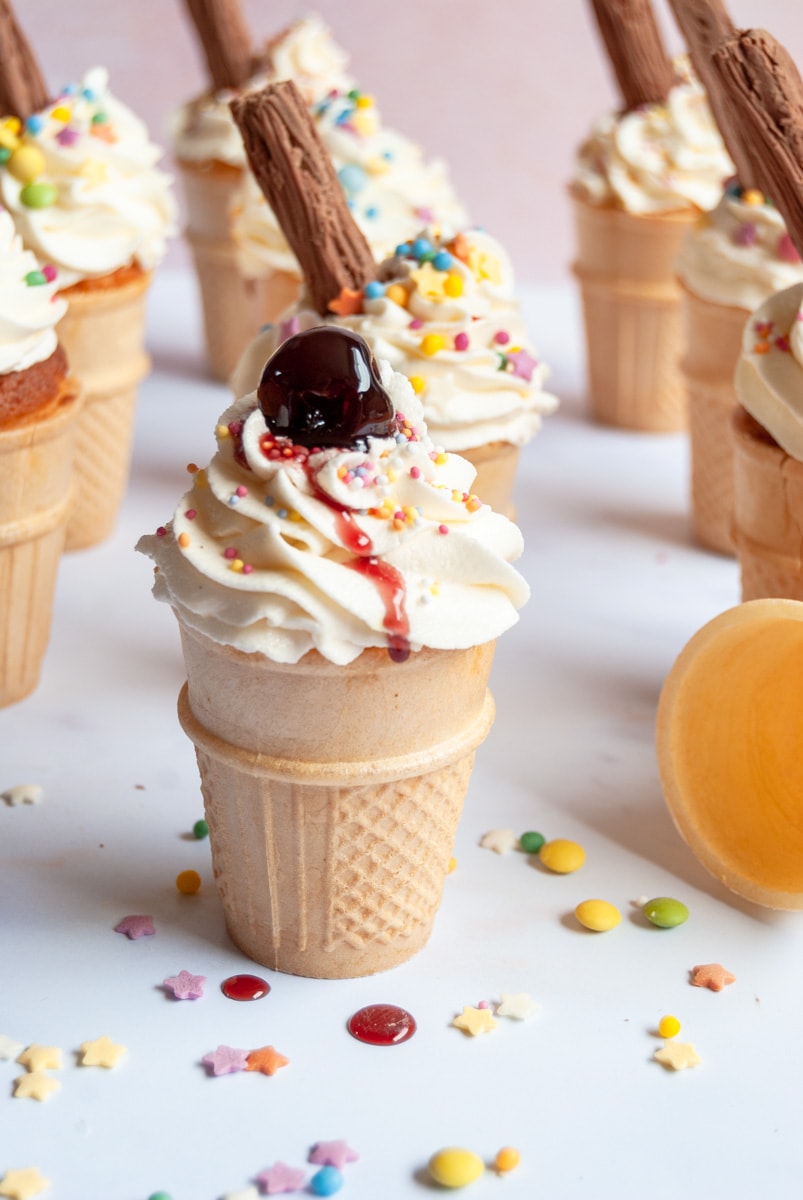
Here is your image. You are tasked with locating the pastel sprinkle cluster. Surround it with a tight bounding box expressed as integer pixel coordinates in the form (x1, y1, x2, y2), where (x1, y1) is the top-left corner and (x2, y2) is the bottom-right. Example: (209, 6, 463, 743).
(724, 179, 802, 263)
(752, 318, 792, 356)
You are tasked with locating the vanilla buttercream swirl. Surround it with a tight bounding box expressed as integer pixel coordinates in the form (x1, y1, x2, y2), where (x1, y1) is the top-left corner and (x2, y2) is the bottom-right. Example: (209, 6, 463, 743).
(677, 192, 803, 310)
(0, 209, 66, 374)
(735, 282, 803, 460)
(232, 229, 557, 453)
(573, 70, 733, 215)
(137, 361, 528, 664)
(0, 68, 176, 288)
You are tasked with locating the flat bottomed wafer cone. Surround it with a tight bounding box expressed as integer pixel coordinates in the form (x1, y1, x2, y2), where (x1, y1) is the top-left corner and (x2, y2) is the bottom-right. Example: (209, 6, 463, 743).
(58, 271, 152, 551)
(572, 192, 695, 431)
(732, 407, 803, 600)
(0, 381, 81, 705)
(459, 440, 520, 520)
(176, 622, 496, 978)
(178, 158, 300, 381)
(679, 281, 749, 554)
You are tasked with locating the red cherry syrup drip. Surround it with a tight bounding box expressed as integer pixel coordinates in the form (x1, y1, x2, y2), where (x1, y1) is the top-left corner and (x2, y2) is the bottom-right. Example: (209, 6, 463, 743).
(257, 327, 395, 448)
(220, 973, 271, 1001)
(349, 556, 410, 662)
(347, 1003, 417, 1046)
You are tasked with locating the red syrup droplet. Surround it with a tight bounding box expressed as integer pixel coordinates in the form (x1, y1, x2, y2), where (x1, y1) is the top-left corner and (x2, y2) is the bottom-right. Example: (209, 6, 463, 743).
(347, 1003, 417, 1046)
(221, 973, 271, 1001)
(349, 556, 410, 662)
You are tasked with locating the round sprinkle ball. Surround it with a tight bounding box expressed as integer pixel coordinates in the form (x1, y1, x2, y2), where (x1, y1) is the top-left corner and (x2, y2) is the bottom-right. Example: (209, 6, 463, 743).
(658, 1015, 681, 1039)
(539, 838, 586, 874)
(192, 819, 209, 840)
(494, 1147, 521, 1174)
(642, 897, 688, 929)
(175, 869, 201, 895)
(428, 1148, 485, 1189)
(519, 831, 545, 854)
(147, 1193, 173, 1200)
(448, 856, 457, 874)
(310, 1165, 344, 1196)
(20, 181, 58, 209)
(575, 899, 621, 932)
(7, 144, 46, 183)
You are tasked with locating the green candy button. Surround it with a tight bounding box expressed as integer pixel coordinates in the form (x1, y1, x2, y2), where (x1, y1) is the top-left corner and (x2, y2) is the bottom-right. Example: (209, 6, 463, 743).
(519, 831, 545, 854)
(20, 181, 57, 209)
(643, 897, 689, 929)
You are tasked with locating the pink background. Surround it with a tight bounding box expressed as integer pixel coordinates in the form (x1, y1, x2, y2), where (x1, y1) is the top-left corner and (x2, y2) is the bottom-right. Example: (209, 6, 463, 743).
(21, 0, 803, 283)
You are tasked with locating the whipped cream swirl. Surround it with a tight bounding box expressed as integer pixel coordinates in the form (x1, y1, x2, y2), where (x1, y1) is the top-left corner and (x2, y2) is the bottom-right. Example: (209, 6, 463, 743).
(138, 359, 528, 664)
(736, 281, 803, 460)
(0, 209, 66, 374)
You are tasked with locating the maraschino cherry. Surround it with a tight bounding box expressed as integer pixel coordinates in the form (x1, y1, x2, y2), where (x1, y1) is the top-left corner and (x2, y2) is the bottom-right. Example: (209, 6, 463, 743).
(257, 327, 395, 448)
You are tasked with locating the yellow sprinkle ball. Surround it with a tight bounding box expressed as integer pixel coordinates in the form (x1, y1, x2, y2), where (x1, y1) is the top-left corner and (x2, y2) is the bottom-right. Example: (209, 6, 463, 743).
(288, 510, 303, 522)
(355, 94, 374, 108)
(494, 1147, 521, 1174)
(230, 559, 244, 573)
(575, 899, 621, 931)
(659, 1015, 681, 1039)
(435, 452, 448, 465)
(741, 188, 764, 206)
(0, 127, 19, 151)
(385, 283, 408, 307)
(421, 333, 445, 356)
(448, 856, 457, 873)
(387, 468, 397, 482)
(217, 424, 230, 438)
(7, 144, 45, 182)
(177, 532, 191, 549)
(539, 838, 586, 874)
(443, 272, 464, 298)
(51, 105, 71, 123)
(451, 489, 463, 502)
(176, 869, 202, 894)
(3, 116, 21, 133)
(408, 374, 426, 394)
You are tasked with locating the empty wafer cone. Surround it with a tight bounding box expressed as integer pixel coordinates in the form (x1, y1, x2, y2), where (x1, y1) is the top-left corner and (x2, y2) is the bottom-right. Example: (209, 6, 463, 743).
(176, 622, 496, 978)
(572, 192, 695, 431)
(679, 281, 749, 554)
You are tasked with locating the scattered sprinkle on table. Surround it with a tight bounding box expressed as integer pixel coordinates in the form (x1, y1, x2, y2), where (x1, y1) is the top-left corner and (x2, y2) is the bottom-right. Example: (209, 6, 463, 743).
(519, 831, 545, 854)
(496, 993, 539, 1020)
(78, 1036, 127, 1068)
(308, 1142, 359, 1170)
(192, 818, 209, 839)
(246, 1046, 289, 1076)
(221, 974, 271, 1001)
(16, 1045, 61, 1072)
(575, 899, 621, 932)
(113, 914, 155, 940)
(1, 784, 43, 806)
(479, 828, 518, 854)
(163, 970, 206, 1000)
(0, 1167, 51, 1199)
(539, 838, 586, 874)
(654, 1042, 701, 1071)
(12, 1072, 60, 1101)
(309, 1166, 344, 1196)
(691, 963, 736, 991)
(0, 1035, 24, 1060)
(642, 897, 689, 929)
(254, 1162, 307, 1194)
(494, 1147, 521, 1174)
(658, 1015, 681, 1039)
(428, 1148, 485, 1188)
(347, 1004, 417, 1045)
(222, 1189, 259, 1200)
(452, 1006, 498, 1036)
(175, 869, 201, 894)
(201, 1045, 250, 1076)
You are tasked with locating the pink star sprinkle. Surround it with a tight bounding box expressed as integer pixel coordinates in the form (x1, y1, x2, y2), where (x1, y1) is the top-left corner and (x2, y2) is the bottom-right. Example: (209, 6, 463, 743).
(254, 1162, 308, 1194)
(506, 348, 539, 382)
(690, 963, 736, 992)
(308, 1141, 359, 1170)
(201, 1045, 250, 1076)
(113, 915, 155, 940)
(163, 970, 206, 1000)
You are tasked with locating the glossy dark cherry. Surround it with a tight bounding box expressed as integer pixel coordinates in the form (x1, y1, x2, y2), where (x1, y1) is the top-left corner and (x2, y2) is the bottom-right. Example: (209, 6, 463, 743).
(257, 328, 396, 448)
(347, 1003, 417, 1046)
(220, 973, 271, 1001)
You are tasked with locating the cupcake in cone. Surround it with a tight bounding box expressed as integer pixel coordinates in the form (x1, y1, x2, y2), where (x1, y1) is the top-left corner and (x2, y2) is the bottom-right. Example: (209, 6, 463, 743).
(0, 25, 176, 551)
(233, 225, 557, 519)
(572, 0, 732, 431)
(712, 30, 803, 599)
(173, 6, 469, 382)
(0, 209, 81, 706)
(138, 83, 528, 979)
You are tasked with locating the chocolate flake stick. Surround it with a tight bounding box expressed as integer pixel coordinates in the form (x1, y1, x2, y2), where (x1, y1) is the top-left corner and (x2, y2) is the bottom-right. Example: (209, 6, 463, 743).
(183, 0, 255, 92)
(666, 0, 755, 186)
(0, 0, 48, 119)
(712, 30, 803, 256)
(231, 80, 377, 316)
(589, 0, 675, 111)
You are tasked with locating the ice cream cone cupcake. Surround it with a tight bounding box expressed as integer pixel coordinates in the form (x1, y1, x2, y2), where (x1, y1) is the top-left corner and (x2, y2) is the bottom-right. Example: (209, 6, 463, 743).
(0, 210, 81, 706)
(713, 30, 803, 599)
(173, 6, 469, 382)
(572, 0, 732, 431)
(0, 8, 176, 551)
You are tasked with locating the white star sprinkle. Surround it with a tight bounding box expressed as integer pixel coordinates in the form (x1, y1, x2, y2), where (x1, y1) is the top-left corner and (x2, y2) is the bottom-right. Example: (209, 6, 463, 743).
(479, 829, 518, 854)
(496, 993, 540, 1020)
(2, 785, 43, 807)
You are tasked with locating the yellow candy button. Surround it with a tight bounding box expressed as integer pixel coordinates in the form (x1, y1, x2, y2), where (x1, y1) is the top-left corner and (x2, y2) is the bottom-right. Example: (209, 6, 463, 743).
(657, 599, 803, 909)
(7, 144, 46, 183)
(176, 869, 201, 894)
(575, 899, 621, 931)
(539, 838, 586, 874)
(428, 1148, 484, 1189)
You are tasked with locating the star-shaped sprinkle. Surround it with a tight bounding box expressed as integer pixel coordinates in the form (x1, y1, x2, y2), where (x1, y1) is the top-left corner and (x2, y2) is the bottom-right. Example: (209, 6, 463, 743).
(113, 914, 155, 940)
(16, 1044, 62, 1072)
(246, 1045, 290, 1076)
(163, 970, 206, 1000)
(223, 1189, 259, 1200)
(201, 1045, 249, 1076)
(254, 1162, 308, 1194)
(0, 1035, 24, 1060)
(1, 784, 43, 806)
(506, 348, 538, 382)
(691, 963, 736, 992)
(78, 1036, 127, 1068)
(654, 1041, 701, 1071)
(452, 1006, 498, 1036)
(496, 993, 540, 1020)
(13, 1072, 61, 1101)
(308, 1141, 359, 1170)
(409, 262, 448, 300)
(479, 828, 518, 854)
(466, 244, 502, 284)
(0, 1167, 50, 1199)
(327, 287, 363, 316)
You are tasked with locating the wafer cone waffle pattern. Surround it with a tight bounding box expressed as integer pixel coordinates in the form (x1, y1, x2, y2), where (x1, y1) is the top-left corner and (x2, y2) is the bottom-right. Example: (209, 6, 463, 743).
(732, 409, 803, 600)
(572, 194, 694, 431)
(176, 625, 495, 978)
(460, 440, 520, 520)
(680, 285, 749, 554)
(58, 273, 151, 551)
(0, 388, 81, 705)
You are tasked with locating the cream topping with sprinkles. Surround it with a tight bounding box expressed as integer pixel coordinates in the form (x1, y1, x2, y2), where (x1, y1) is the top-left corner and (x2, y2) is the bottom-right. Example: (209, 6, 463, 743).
(736, 280, 803, 460)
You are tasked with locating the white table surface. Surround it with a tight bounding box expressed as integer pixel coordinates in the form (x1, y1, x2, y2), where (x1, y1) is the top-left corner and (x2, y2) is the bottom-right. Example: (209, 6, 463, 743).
(3, 270, 802, 1200)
